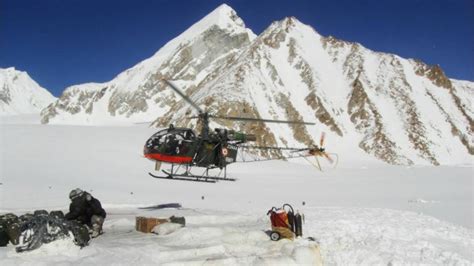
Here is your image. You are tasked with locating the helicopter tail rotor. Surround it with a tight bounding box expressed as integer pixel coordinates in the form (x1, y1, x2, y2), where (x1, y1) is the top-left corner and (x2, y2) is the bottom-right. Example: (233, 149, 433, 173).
(322, 151, 334, 164)
(304, 132, 338, 170)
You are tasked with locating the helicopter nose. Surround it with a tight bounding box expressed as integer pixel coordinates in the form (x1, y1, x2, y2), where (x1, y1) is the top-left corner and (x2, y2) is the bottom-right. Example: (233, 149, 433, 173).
(143, 145, 155, 161)
(144, 145, 152, 155)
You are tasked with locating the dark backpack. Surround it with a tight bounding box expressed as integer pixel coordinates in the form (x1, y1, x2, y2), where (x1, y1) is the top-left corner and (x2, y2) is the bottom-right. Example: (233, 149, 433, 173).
(0, 214, 17, 247)
(0, 213, 20, 246)
(0, 227, 8, 247)
(16, 211, 90, 252)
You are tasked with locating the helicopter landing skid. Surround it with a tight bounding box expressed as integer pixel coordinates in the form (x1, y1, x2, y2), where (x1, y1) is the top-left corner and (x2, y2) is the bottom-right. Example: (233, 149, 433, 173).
(148, 165, 236, 183)
(148, 172, 217, 183)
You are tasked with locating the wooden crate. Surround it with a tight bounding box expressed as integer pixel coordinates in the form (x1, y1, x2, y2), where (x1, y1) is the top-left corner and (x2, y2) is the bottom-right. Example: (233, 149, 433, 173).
(135, 217, 169, 233)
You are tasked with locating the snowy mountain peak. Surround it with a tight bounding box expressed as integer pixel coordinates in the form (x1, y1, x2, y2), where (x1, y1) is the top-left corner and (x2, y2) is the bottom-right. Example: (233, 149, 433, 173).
(2, 67, 29, 80)
(41, 4, 256, 124)
(40, 5, 473, 165)
(0, 67, 56, 115)
(269, 16, 321, 35)
(211, 3, 235, 14)
(280, 16, 309, 30)
(199, 4, 249, 32)
(4, 66, 17, 73)
(163, 3, 256, 46)
(258, 16, 322, 53)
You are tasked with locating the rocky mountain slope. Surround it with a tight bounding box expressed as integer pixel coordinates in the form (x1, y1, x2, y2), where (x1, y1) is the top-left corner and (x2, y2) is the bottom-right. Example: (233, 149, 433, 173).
(40, 4, 255, 124)
(40, 4, 473, 165)
(0, 67, 56, 115)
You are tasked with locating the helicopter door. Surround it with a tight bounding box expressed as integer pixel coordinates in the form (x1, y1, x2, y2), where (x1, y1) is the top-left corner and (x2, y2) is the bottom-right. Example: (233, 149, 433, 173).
(223, 144, 238, 164)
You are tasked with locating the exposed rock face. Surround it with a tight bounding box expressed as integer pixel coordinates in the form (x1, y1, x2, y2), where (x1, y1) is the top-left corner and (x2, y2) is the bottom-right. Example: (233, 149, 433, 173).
(347, 75, 408, 165)
(277, 93, 314, 146)
(40, 5, 473, 165)
(305, 92, 343, 137)
(1, 83, 12, 104)
(413, 61, 453, 89)
(318, 29, 473, 165)
(41, 83, 106, 123)
(0, 67, 56, 115)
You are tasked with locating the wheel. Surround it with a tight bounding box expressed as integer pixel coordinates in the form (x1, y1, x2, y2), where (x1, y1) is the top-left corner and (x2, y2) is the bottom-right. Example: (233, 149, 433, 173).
(270, 231, 280, 241)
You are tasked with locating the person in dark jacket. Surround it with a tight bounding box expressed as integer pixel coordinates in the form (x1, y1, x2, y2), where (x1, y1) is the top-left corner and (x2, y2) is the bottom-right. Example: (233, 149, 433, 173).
(65, 188, 106, 238)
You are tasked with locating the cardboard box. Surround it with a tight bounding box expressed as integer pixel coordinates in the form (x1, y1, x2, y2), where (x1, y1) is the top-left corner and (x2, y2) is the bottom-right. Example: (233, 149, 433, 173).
(135, 217, 169, 233)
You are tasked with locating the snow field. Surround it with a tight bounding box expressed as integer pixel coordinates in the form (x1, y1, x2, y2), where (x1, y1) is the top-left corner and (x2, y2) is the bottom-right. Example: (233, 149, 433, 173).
(0, 115, 472, 264)
(0, 208, 323, 265)
(304, 207, 473, 265)
(1, 206, 471, 265)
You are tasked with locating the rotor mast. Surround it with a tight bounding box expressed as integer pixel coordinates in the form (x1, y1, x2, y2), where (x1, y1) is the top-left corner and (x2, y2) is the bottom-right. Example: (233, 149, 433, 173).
(200, 112, 210, 140)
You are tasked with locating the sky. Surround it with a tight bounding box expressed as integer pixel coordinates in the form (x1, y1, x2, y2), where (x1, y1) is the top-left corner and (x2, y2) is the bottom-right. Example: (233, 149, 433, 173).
(1, 0, 473, 96)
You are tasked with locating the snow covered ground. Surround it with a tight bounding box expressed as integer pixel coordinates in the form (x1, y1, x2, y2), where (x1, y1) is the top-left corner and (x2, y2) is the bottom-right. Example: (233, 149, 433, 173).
(0, 115, 473, 265)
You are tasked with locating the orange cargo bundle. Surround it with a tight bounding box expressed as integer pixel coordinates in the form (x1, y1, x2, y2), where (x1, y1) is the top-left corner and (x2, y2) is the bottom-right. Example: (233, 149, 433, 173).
(135, 217, 169, 233)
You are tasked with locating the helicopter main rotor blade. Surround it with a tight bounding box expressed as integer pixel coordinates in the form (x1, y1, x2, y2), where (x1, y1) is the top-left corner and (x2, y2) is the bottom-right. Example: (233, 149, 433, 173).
(162, 79, 204, 114)
(209, 115, 315, 125)
(320, 132, 326, 147)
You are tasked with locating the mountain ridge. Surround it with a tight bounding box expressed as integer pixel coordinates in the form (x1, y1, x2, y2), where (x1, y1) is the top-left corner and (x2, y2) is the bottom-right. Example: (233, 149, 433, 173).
(38, 5, 473, 165)
(41, 4, 255, 124)
(0, 67, 56, 115)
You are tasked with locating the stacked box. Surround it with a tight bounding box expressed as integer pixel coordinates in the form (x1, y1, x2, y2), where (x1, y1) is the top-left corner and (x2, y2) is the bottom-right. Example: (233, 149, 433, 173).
(135, 217, 169, 233)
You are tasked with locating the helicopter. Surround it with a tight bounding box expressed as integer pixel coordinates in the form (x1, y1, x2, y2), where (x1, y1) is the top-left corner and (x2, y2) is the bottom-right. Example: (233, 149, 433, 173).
(144, 79, 337, 183)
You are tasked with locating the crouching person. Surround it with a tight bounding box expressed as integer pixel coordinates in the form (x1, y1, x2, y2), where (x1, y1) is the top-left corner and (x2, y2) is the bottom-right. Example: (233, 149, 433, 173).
(65, 188, 106, 238)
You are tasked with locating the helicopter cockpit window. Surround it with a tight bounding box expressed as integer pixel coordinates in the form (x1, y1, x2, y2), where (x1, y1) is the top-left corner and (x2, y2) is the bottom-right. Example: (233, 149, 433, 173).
(151, 129, 168, 138)
(183, 130, 195, 140)
(164, 134, 184, 144)
(148, 129, 195, 155)
(146, 129, 164, 148)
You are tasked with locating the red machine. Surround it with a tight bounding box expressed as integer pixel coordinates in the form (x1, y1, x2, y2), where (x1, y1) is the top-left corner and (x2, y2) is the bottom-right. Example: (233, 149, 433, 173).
(267, 204, 303, 241)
